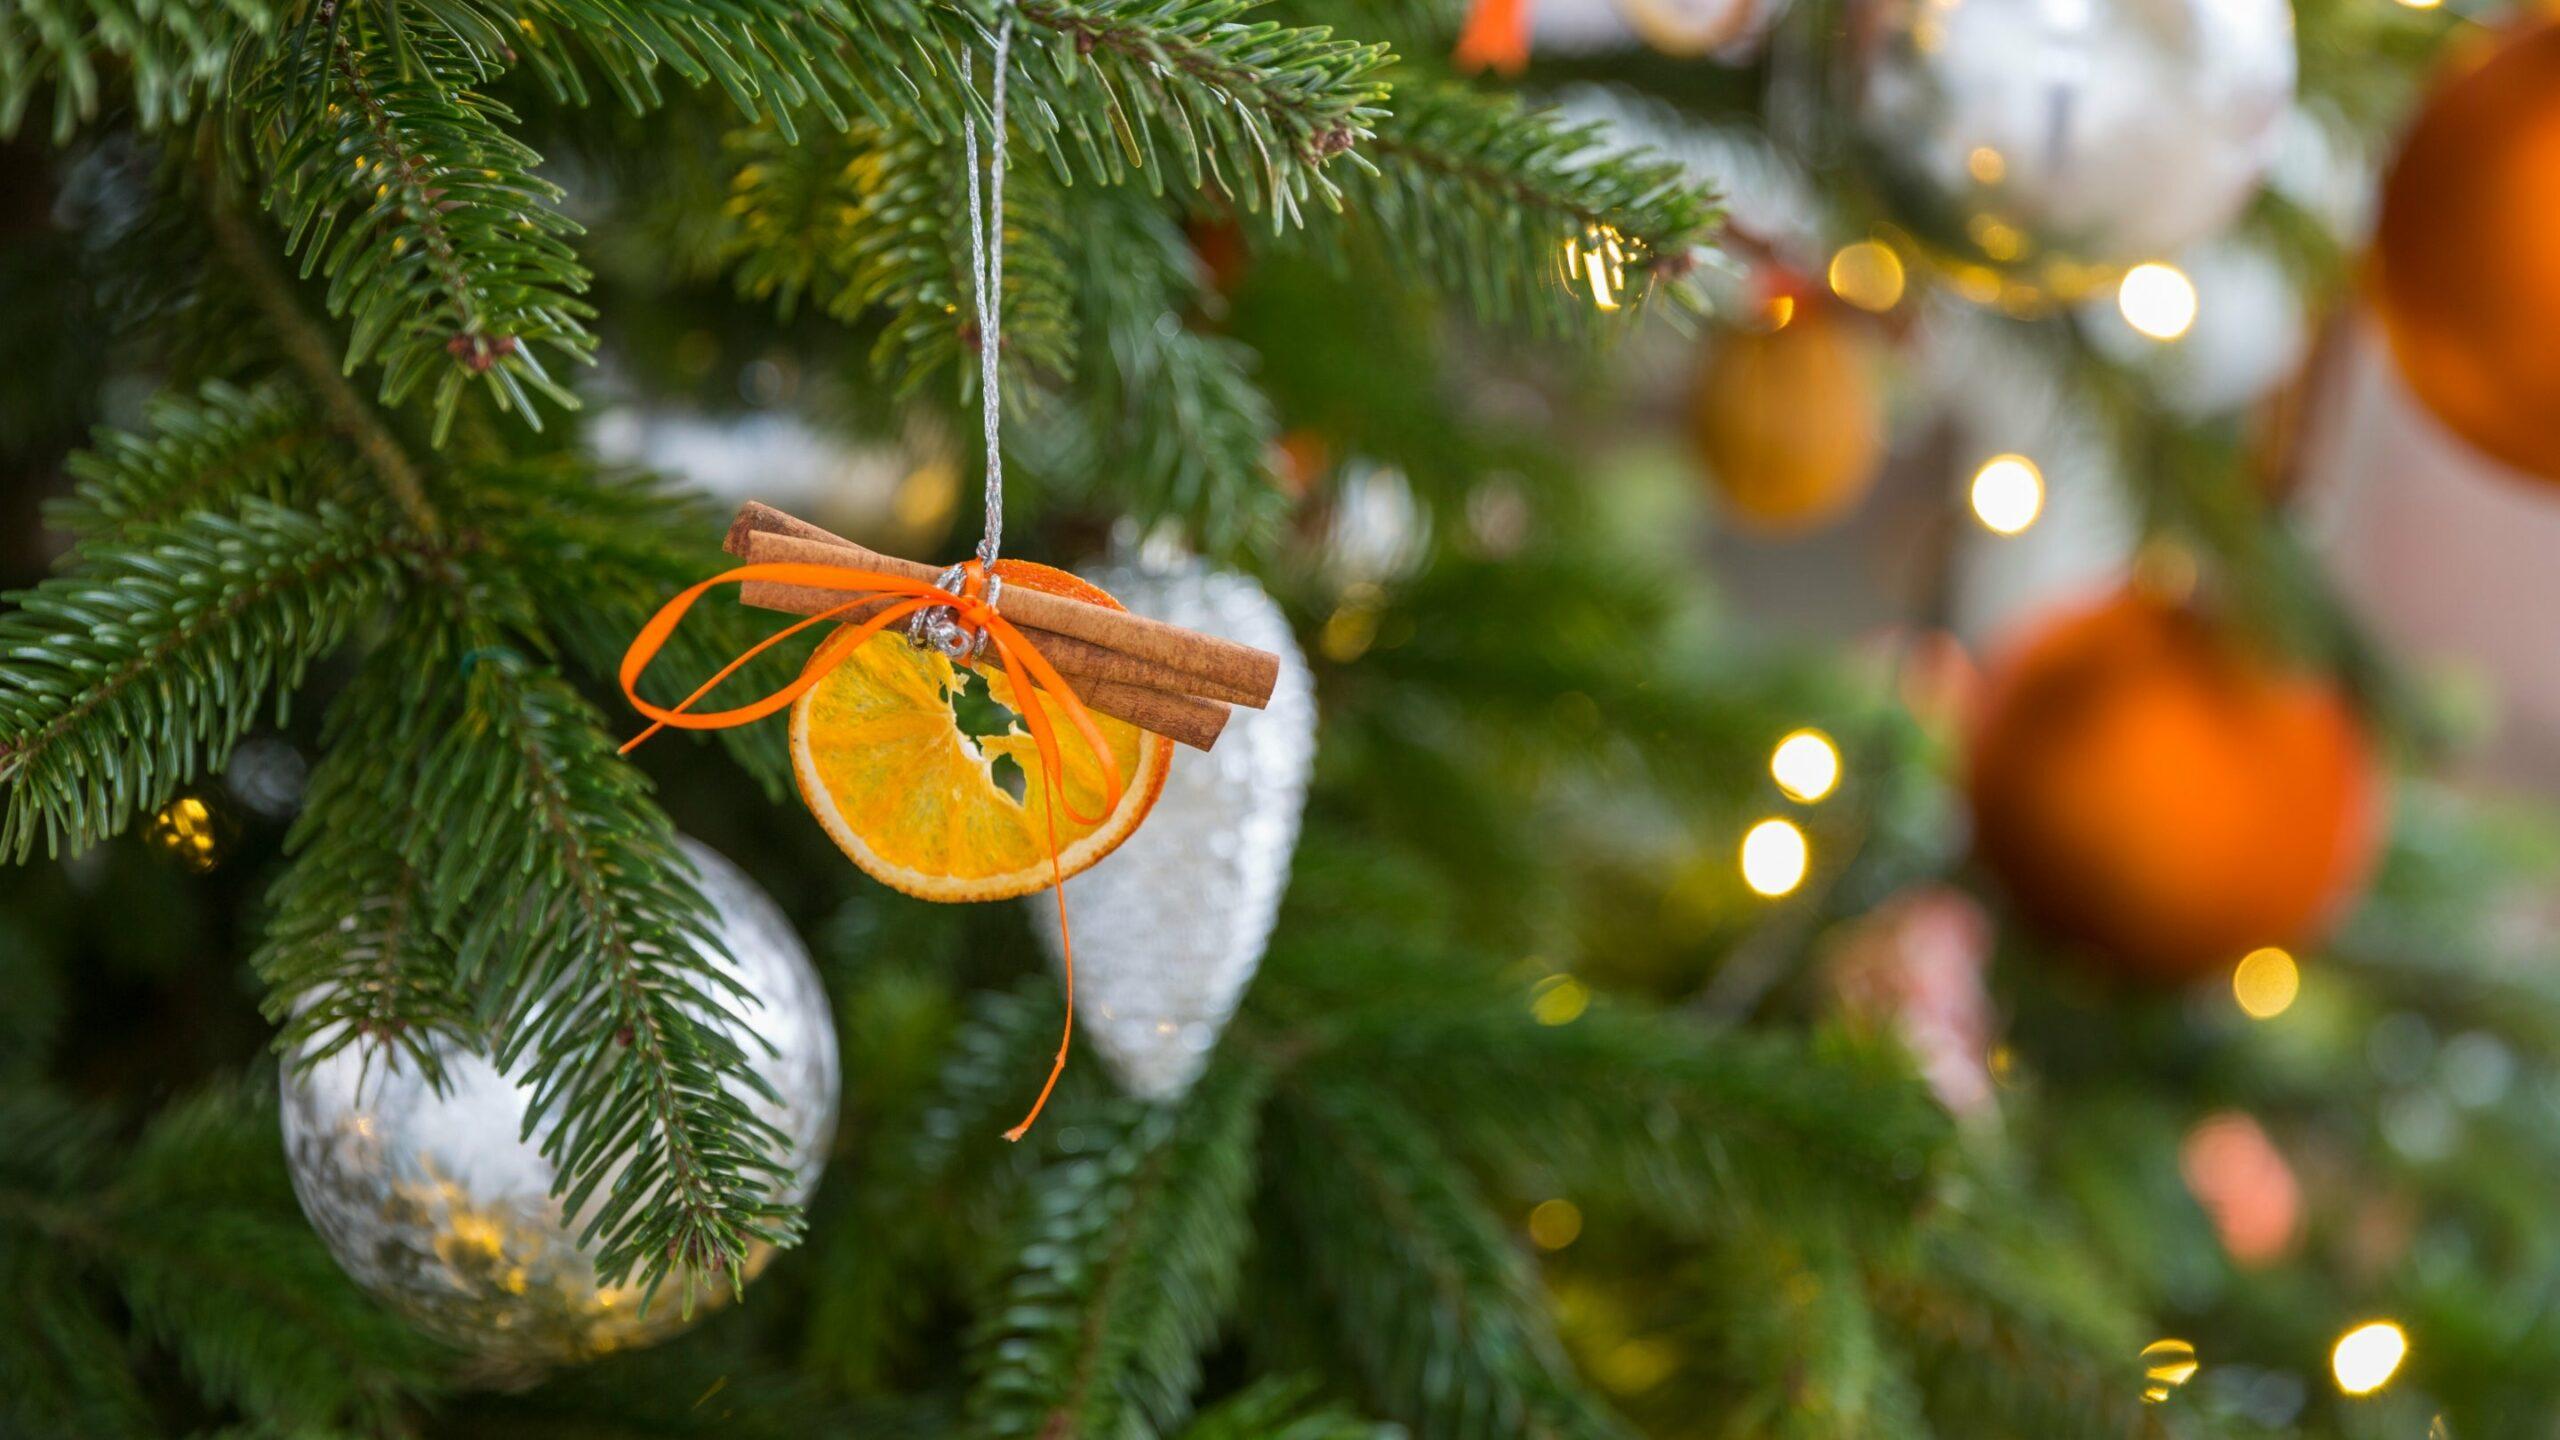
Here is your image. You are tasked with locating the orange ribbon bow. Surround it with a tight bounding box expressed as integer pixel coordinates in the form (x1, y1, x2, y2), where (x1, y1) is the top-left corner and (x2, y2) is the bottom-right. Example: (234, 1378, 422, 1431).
(619, 559, 1123, 1139)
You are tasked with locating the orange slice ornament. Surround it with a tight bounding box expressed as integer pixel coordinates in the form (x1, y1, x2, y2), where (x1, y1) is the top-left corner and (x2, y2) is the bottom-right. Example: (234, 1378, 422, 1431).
(789, 559, 1172, 902)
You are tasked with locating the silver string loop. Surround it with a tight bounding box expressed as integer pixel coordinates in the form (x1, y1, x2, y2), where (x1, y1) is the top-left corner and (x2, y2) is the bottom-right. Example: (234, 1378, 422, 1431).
(911, 12, 1016, 662)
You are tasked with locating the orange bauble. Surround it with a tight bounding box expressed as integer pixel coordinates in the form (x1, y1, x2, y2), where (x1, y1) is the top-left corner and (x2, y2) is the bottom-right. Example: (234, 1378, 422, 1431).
(1690, 302, 1888, 535)
(2371, 22, 2560, 483)
(1965, 590, 2385, 984)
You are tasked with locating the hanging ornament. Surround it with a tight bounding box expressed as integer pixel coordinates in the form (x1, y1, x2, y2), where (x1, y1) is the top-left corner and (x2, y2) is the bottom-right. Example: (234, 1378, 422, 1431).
(2370, 21, 2560, 484)
(1965, 587, 2384, 984)
(1823, 887, 1998, 1117)
(1690, 295, 1889, 535)
(1455, 0, 1534, 74)
(280, 840, 838, 1373)
(1848, 0, 2294, 307)
(1027, 555, 1316, 1101)
(615, 22, 1289, 1139)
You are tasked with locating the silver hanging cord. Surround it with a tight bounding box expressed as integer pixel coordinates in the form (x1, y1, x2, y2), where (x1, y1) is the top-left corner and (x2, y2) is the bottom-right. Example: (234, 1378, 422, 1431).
(964, 15, 1013, 572)
(913, 12, 1015, 661)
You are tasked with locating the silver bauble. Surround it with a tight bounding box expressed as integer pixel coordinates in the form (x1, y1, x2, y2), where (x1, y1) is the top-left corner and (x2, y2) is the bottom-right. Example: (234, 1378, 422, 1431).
(1033, 558, 1315, 1100)
(1850, 0, 2295, 304)
(280, 838, 838, 1374)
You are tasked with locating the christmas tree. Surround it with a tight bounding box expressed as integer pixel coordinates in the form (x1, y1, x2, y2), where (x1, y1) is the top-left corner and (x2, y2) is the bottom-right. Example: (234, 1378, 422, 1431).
(5, 0, 2559, 1436)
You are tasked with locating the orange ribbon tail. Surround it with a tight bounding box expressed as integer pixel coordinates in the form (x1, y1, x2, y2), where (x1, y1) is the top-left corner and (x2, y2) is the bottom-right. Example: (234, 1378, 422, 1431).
(1453, 0, 1533, 74)
(619, 560, 1123, 1139)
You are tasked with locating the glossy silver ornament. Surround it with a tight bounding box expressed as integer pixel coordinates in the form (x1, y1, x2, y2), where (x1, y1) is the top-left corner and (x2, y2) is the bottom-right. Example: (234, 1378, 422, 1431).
(1849, 0, 2294, 304)
(1033, 557, 1315, 1100)
(280, 838, 837, 1375)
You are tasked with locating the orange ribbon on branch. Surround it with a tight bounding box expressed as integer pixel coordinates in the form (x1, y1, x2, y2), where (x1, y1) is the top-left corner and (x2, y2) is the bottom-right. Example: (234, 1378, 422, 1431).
(618, 559, 1121, 1139)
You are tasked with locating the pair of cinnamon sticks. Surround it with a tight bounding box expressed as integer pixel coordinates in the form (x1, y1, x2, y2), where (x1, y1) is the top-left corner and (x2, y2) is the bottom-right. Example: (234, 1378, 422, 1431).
(721, 502, 1279, 751)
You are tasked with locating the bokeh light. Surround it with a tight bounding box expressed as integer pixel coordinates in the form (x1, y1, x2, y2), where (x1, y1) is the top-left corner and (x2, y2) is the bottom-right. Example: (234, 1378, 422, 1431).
(2233, 946, 2300, 1019)
(2333, 1321, 2409, 1396)
(1528, 1198, 1584, 1250)
(1771, 729, 1842, 803)
(1970, 454, 2045, 535)
(2141, 1338, 2198, 1403)
(1827, 241, 1906, 312)
(2118, 262, 2200, 340)
(1740, 819, 1810, 897)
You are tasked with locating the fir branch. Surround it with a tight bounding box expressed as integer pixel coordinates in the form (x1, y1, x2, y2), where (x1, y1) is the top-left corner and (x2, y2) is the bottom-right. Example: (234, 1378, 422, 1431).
(243, 4, 594, 442)
(1002, 0, 1390, 224)
(1261, 1078, 1637, 1440)
(967, 1061, 1268, 1438)
(440, 458, 796, 798)
(42, 379, 343, 547)
(400, 587, 797, 1297)
(723, 114, 1077, 397)
(1343, 78, 1716, 326)
(255, 619, 476, 1081)
(0, 1085, 438, 1434)
(1176, 1379, 1403, 1440)
(0, 499, 409, 863)
(387, 0, 875, 137)
(1036, 183, 1283, 554)
(0, 0, 272, 141)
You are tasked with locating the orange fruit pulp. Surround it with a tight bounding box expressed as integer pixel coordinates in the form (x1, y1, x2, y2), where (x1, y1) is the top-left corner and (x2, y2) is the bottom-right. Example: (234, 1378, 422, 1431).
(787, 559, 1172, 902)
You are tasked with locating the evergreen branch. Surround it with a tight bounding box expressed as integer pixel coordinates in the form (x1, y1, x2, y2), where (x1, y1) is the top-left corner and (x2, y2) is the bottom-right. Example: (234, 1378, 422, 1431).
(440, 458, 796, 797)
(386, 0, 876, 137)
(1031, 183, 1282, 554)
(255, 621, 476, 1081)
(400, 586, 797, 1297)
(967, 1060, 1268, 1437)
(201, 145, 442, 531)
(0, 0, 272, 141)
(1342, 78, 1716, 326)
(243, 4, 594, 442)
(1261, 1078, 1637, 1440)
(42, 379, 344, 547)
(0, 1085, 438, 1434)
(105, 1086, 442, 1430)
(1002, 0, 1390, 223)
(0, 499, 408, 863)
(1302, 979, 1953, 1232)
(1176, 1379, 1403, 1440)
(723, 115, 1077, 397)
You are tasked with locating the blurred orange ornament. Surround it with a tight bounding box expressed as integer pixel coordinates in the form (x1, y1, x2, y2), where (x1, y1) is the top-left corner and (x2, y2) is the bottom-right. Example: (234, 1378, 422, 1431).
(1965, 589, 2384, 984)
(1454, 0, 1533, 73)
(2180, 1111, 2302, 1267)
(1690, 300, 1889, 535)
(2371, 21, 2560, 483)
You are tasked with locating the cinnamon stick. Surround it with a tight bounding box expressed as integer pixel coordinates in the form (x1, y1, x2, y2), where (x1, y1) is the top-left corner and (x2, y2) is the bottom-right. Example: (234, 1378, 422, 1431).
(724, 502, 1279, 708)
(717, 516, 1238, 750)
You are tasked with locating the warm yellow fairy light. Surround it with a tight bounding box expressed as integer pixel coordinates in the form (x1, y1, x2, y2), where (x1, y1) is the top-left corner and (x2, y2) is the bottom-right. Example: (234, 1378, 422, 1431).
(1966, 146, 2008, 184)
(2118, 262, 2199, 340)
(2140, 1338, 2199, 1403)
(1969, 454, 2045, 536)
(2332, 1321, 2409, 1396)
(1739, 819, 1809, 897)
(1532, 974, 1590, 1027)
(1527, 1198, 1584, 1250)
(1770, 729, 1842, 804)
(1827, 241, 1906, 313)
(2232, 947, 2300, 1020)
(2393, 0, 2440, 10)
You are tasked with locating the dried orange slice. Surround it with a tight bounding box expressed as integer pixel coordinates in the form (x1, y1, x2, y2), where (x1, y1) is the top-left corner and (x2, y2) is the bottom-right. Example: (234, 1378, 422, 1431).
(788, 559, 1172, 902)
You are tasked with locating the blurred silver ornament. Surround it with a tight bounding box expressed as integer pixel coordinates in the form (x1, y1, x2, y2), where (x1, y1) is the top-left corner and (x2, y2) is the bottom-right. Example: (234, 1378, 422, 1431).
(280, 838, 837, 1376)
(2081, 241, 2306, 416)
(1850, 0, 2294, 305)
(1033, 557, 1315, 1100)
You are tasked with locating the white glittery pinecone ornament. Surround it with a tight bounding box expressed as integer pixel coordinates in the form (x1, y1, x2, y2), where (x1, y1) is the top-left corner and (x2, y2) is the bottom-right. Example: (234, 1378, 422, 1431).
(1033, 556, 1316, 1100)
